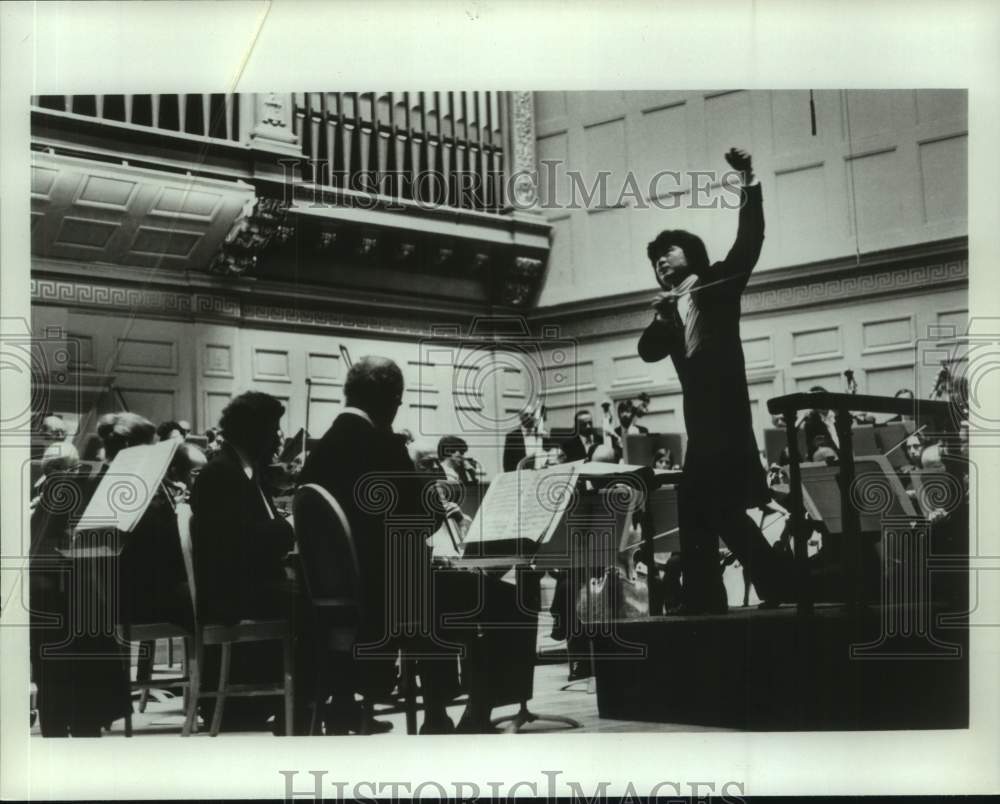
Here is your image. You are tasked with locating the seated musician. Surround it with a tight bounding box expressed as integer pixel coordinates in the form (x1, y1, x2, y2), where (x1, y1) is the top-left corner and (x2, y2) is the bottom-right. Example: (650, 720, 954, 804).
(503, 406, 545, 471)
(614, 399, 650, 439)
(652, 447, 677, 471)
(802, 386, 841, 462)
(437, 435, 480, 484)
(31, 413, 67, 460)
(30, 441, 79, 510)
(31, 411, 171, 737)
(189, 393, 295, 732)
(301, 356, 522, 734)
(156, 420, 185, 442)
(561, 409, 604, 462)
(885, 388, 915, 423)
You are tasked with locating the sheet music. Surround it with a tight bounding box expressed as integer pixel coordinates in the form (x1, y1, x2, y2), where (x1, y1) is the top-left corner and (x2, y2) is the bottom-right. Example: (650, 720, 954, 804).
(73, 440, 178, 534)
(463, 463, 581, 547)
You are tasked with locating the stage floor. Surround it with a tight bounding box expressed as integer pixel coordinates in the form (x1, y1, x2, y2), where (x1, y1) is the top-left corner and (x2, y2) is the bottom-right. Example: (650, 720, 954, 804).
(28, 610, 728, 738)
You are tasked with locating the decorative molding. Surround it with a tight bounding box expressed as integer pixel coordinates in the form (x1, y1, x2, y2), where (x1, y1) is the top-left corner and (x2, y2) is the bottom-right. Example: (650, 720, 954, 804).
(507, 91, 539, 209)
(32, 276, 194, 316)
(315, 230, 338, 251)
(356, 235, 379, 258)
(502, 256, 545, 307)
(535, 249, 968, 340)
(31, 276, 446, 339)
(250, 92, 299, 152)
(242, 303, 434, 337)
(202, 343, 233, 378)
(209, 195, 295, 277)
(471, 252, 490, 273)
(741, 259, 967, 316)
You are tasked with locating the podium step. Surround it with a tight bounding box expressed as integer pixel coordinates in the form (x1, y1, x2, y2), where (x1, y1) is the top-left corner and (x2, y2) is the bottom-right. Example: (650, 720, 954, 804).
(591, 603, 968, 730)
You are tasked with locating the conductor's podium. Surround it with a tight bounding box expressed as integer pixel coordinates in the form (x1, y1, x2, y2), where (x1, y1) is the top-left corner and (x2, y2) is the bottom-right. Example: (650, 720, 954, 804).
(590, 391, 968, 730)
(590, 603, 968, 730)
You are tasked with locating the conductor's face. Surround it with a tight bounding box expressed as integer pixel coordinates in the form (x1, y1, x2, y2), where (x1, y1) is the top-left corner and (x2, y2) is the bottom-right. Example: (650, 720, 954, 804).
(654, 246, 689, 289)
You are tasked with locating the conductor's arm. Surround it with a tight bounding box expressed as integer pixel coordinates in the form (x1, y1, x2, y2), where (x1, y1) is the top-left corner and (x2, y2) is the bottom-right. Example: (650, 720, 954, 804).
(638, 295, 685, 363)
(717, 148, 764, 289)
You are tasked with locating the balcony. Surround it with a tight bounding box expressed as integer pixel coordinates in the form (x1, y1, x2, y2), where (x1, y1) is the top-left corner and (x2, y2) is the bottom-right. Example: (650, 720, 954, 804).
(30, 91, 550, 310)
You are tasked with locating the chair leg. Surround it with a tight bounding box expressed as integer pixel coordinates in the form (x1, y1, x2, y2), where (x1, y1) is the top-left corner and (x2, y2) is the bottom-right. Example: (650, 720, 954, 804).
(137, 640, 155, 713)
(309, 646, 327, 736)
(122, 635, 134, 737)
(167, 636, 175, 669)
(182, 641, 201, 737)
(283, 635, 294, 737)
(210, 643, 231, 737)
(180, 638, 190, 718)
(400, 656, 418, 736)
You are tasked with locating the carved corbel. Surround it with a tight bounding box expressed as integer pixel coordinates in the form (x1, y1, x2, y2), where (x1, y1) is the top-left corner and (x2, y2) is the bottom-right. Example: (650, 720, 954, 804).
(208, 195, 294, 277)
(500, 255, 545, 306)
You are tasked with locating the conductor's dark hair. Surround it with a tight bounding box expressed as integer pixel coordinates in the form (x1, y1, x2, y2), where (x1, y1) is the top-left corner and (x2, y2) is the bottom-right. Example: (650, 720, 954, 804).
(344, 356, 404, 416)
(218, 392, 285, 451)
(617, 399, 634, 418)
(438, 435, 469, 460)
(646, 229, 710, 274)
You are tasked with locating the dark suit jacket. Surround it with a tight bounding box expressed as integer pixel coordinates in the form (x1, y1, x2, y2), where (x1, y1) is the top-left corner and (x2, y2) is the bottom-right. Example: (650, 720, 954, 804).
(803, 411, 839, 460)
(637, 182, 769, 509)
(560, 432, 604, 462)
(503, 428, 527, 472)
(189, 444, 294, 624)
(299, 413, 432, 639)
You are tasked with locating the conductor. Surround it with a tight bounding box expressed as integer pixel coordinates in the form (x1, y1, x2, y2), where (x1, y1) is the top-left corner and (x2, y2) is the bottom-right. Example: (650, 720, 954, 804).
(638, 147, 785, 613)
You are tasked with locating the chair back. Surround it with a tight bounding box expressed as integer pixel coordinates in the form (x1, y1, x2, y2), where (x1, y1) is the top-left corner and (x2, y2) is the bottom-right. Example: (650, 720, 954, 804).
(292, 483, 362, 604)
(175, 501, 199, 627)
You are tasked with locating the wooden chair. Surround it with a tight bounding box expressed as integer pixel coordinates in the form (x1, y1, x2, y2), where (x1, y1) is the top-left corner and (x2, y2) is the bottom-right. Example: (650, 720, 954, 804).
(174, 502, 294, 737)
(120, 626, 193, 736)
(291, 483, 419, 735)
(114, 503, 195, 736)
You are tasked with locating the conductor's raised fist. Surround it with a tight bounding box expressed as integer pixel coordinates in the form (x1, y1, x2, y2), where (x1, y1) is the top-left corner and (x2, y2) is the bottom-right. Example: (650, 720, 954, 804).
(724, 147, 753, 180)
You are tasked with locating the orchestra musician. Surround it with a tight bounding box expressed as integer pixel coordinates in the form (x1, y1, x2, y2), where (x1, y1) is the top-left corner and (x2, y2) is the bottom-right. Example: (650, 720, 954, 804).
(638, 146, 786, 613)
(561, 409, 604, 462)
(502, 405, 546, 471)
(300, 356, 513, 733)
(31, 411, 178, 737)
(652, 447, 678, 471)
(189, 393, 295, 732)
(437, 435, 480, 484)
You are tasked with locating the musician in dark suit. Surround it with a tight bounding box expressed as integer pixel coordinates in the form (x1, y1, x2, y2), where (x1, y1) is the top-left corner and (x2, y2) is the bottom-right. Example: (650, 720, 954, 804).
(189, 392, 294, 730)
(301, 356, 508, 733)
(802, 386, 841, 462)
(561, 410, 604, 462)
(502, 408, 544, 471)
(638, 147, 785, 613)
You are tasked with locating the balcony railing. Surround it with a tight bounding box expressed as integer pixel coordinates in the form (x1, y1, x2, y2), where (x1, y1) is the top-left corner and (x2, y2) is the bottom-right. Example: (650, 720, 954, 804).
(32, 91, 514, 215)
(292, 92, 506, 213)
(32, 93, 242, 143)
